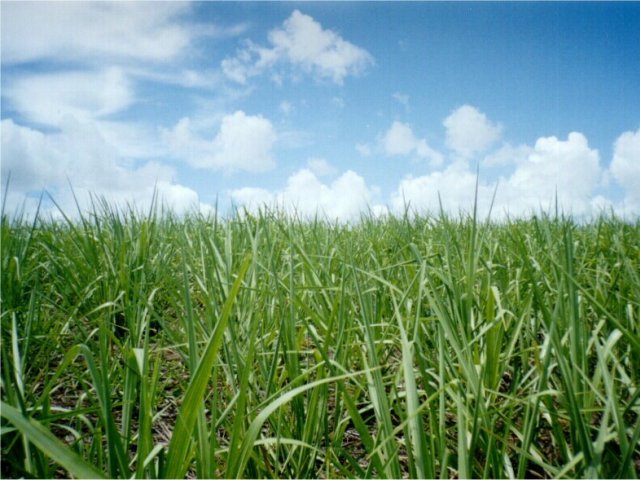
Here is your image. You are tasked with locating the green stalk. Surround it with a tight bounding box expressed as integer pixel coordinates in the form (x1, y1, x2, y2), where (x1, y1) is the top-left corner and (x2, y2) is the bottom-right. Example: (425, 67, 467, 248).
(1, 402, 106, 479)
(164, 254, 251, 479)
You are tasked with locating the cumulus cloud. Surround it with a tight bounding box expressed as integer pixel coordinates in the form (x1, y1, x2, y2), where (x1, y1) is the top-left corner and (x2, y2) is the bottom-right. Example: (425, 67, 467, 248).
(4, 68, 133, 126)
(1, 118, 210, 217)
(229, 187, 275, 212)
(1, 2, 194, 65)
(501, 132, 600, 215)
(348, 104, 625, 218)
(391, 131, 603, 218)
(391, 162, 495, 217)
(381, 121, 443, 167)
(154, 181, 211, 215)
(210, 112, 276, 172)
(609, 129, 640, 207)
(443, 105, 502, 158)
(482, 143, 533, 168)
(222, 10, 373, 85)
(235, 124, 629, 220)
(163, 111, 277, 173)
(230, 168, 378, 221)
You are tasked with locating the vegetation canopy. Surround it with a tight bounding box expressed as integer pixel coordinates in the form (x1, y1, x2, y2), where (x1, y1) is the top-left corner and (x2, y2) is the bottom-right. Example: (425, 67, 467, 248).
(1, 199, 639, 478)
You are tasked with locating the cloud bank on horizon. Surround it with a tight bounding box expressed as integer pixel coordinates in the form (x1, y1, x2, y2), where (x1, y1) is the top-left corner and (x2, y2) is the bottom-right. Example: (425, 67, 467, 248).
(1, 2, 639, 220)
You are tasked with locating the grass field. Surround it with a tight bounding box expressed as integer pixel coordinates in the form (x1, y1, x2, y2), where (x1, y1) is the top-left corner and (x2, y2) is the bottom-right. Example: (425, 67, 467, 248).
(1, 198, 639, 478)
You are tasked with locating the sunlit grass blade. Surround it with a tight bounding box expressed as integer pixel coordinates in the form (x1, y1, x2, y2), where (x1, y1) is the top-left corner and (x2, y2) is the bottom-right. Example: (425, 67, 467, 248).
(164, 253, 252, 479)
(2, 199, 638, 479)
(226, 369, 372, 478)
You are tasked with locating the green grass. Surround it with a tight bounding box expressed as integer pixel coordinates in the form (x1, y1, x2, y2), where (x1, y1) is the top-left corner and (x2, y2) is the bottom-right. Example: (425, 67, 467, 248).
(1, 199, 639, 478)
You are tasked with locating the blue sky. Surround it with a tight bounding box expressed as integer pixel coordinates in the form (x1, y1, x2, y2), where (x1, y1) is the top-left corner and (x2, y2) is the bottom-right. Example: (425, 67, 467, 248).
(2, 1, 639, 220)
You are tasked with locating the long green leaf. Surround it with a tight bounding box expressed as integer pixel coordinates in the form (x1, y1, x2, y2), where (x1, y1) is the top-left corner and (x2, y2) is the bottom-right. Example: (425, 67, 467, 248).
(164, 253, 252, 479)
(226, 369, 371, 478)
(0, 401, 106, 479)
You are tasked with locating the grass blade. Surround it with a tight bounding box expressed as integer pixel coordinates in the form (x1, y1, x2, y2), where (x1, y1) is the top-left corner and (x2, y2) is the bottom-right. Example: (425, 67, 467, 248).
(1, 401, 106, 479)
(164, 253, 252, 479)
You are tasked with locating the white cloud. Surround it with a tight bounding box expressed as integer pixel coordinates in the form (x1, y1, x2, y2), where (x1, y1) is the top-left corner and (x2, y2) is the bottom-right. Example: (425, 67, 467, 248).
(482, 143, 533, 168)
(0, 117, 134, 192)
(96, 120, 167, 160)
(211, 112, 276, 172)
(307, 158, 337, 177)
(391, 162, 495, 217)
(501, 132, 600, 216)
(1, 119, 66, 191)
(1, 2, 194, 65)
(230, 168, 378, 221)
(610, 129, 640, 207)
(382, 121, 416, 156)
(381, 121, 443, 167)
(590, 195, 615, 214)
(163, 111, 277, 173)
(229, 187, 275, 211)
(155, 181, 213, 215)
(391, 131, 603, 219)
(221, 50, 253, 84)
(1, 118, 210, 217)
(129, 67, 225, 90)
(4, 68, 133, 126)
(222, 10, 374, 85)
(443, 105, 502, 158)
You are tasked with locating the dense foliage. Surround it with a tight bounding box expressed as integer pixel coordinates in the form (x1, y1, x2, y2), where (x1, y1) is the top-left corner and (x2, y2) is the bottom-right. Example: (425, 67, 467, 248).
(2, 202, 639, 478)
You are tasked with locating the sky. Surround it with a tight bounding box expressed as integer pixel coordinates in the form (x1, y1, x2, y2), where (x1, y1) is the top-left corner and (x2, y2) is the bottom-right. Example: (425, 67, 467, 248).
(1, 1, 639, 221)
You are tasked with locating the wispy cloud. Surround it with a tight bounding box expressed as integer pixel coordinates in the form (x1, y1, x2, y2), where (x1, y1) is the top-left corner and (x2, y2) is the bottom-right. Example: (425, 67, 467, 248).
(2, 3, 637, 221)
(1, 2, 195, 65)
(0, 2, 253, 217)
(4, 67, 133, 126)
(222, 10, 374, 85)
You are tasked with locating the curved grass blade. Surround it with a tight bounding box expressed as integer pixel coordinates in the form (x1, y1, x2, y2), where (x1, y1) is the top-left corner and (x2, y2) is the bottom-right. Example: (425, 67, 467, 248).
(164, 253, 252, 479)
(226, 369, 373, 479)
(0, 401, 106, 479)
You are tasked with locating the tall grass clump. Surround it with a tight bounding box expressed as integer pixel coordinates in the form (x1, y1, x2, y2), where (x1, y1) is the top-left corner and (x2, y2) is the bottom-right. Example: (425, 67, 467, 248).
(1, 197, 639, 478)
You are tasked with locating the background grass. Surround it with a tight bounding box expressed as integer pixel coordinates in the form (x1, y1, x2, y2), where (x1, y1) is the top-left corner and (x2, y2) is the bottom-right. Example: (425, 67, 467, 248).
(1, 199, 639, 478)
